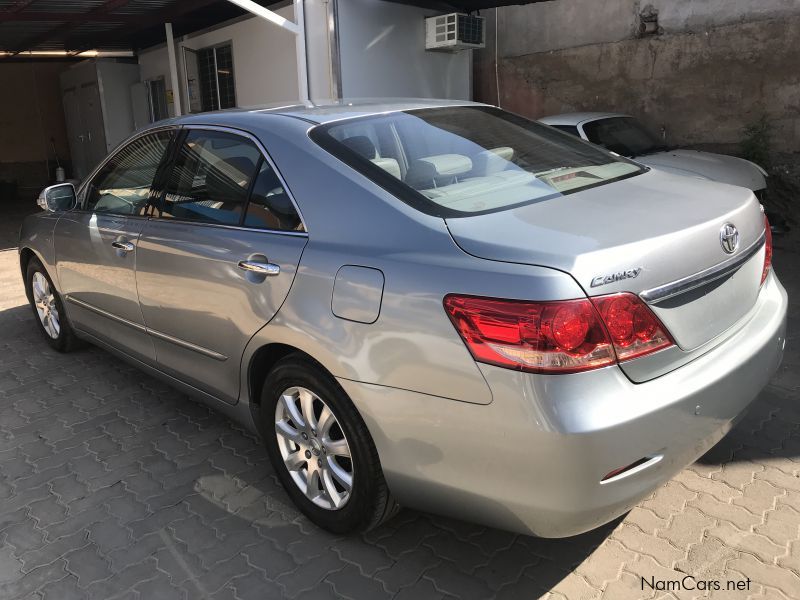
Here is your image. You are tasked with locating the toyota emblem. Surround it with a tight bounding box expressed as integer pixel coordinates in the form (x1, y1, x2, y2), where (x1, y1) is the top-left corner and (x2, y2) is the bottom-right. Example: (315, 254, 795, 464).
(719, 223, 739, 254)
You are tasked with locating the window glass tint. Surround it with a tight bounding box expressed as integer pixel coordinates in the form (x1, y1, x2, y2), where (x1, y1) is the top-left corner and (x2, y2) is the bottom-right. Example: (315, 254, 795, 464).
(312, 106, 644, 217)
(549, 124, 580, 137)
(159, 130, 260, 224)
(86, 130, 172, 215)
(582, 117, 667, 157)
(244, 161, 305, 231)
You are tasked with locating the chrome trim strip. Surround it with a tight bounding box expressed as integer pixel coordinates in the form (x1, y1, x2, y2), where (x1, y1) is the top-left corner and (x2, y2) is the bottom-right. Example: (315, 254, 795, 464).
(144, 218, 309, 237)
(66, 296, 147, 333)
(66, 295, 227, 361)
(147, 328, 228, 362)
(640, 230, 766, 304)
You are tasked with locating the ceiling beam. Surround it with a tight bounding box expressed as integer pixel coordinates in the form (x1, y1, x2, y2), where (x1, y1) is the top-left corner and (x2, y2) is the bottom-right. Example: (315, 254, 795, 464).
(0, 0, 37, 24)
(61, 0, 224, 54)
(3, 12, 155, 24)
(9, 0, 133, 54)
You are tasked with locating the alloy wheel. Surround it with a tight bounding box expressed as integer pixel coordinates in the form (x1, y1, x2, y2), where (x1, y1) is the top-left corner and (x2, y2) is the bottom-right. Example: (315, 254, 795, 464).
(274, 386, 354, 510)
(31, 272, 60, 339)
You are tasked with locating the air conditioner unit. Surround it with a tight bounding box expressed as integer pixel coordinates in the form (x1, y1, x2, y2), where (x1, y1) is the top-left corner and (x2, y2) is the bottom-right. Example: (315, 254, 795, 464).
(425, 13, 485, 52)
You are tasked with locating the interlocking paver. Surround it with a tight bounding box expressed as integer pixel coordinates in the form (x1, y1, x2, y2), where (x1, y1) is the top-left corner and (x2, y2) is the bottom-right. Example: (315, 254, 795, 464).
(1, 228, 800, 600)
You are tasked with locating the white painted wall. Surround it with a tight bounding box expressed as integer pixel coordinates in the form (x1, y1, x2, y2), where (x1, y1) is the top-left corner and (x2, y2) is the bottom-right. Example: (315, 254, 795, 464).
(137, 0, 473, 118)
(138, 6, 304, 117)
(337, 0, 471, 100)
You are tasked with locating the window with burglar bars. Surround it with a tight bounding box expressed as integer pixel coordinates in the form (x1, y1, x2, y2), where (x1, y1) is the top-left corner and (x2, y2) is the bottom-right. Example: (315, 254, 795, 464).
(197, 44, 236, 112)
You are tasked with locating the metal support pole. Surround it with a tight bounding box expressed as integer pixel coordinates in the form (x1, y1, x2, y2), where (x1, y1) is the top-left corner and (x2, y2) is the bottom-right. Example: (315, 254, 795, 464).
(165, 22, 182, 116)
(293, 0, 309, 103)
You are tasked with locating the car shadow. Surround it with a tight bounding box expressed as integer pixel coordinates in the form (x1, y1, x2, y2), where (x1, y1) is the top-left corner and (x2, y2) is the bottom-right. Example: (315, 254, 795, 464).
(0, 300, 622, 598)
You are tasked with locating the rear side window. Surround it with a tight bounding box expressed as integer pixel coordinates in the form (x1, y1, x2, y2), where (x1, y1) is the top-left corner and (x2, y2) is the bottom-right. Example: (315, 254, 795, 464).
(159, 130, 260, 225)
(244, 161, 305, 231)
(86, 130, 173, 215)
(311, 106, 644, 217)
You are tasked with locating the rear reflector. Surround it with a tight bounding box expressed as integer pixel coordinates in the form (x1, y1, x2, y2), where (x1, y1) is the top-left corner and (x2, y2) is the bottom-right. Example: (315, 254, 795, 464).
(761, 215, 772, 286)
(601, 455, 662, 482)
(444, 292, 673, 374)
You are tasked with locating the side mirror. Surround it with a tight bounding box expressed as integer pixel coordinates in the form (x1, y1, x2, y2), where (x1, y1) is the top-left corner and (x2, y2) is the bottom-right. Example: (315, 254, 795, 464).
(37, 183, 76, 212)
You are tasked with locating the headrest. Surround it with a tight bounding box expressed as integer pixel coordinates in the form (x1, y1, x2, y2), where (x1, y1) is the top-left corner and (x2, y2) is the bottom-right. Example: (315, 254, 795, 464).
(406, 154, 473, 188)
(342, 136, 378, 159)
(371, 157, 401, 179)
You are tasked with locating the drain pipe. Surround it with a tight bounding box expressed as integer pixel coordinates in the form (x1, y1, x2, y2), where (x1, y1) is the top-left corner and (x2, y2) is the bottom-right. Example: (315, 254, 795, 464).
(226, 0, 310, 104)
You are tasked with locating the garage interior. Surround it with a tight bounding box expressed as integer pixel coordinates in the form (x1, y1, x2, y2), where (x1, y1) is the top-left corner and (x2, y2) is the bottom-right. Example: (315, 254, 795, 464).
(0, 1, 799, 599)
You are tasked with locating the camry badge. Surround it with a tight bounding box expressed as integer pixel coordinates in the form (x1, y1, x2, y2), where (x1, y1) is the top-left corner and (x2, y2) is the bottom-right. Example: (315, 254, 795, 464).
(719, 223, 739, 254)
(590, 267, 643, 288)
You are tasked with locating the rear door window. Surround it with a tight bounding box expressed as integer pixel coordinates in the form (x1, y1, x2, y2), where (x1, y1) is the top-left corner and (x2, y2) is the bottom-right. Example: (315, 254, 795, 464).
(243, 160, 305, 232)
(158, 130, 260, 225)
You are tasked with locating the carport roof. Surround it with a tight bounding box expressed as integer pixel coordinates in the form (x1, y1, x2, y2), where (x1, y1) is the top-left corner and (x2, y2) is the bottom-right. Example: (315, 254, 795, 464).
(0, 0, 287, 54)
(384, 0, 550, 11)
(0, 0, 550, 55)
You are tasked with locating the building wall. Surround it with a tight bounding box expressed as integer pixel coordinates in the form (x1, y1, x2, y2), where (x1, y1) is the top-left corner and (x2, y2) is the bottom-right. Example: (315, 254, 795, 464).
(138, 5, 303, 118)
(138, 0, 473, 117)
(476, 1, 800, 153)
(337, 0, 471, 100)
(0, 61, 72, 200)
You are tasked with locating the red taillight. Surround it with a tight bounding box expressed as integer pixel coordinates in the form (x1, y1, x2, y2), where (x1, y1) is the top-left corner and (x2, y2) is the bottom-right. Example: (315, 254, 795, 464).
(591, 293, 673, 361)
(761, 215, 772, 286)
(443, 293, 673, 374)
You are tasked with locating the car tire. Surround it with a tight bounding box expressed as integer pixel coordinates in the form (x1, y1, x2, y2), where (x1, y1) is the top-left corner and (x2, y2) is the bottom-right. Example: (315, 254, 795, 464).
(261, 354, 399, 533)
(24, 257, 81, 353)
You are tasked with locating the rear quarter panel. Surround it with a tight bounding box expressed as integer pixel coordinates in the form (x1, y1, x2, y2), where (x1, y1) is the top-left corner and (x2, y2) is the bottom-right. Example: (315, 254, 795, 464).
(236, 114, 587, 406)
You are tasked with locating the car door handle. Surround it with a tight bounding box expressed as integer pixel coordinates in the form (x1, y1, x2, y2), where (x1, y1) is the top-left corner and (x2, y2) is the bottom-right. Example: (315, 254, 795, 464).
(237, 260, 280, 276)
(111, 241, 135, 252)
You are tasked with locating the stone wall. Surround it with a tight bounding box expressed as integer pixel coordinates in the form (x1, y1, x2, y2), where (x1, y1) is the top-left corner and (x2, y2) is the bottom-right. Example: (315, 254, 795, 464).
(475, 8, 800, 156)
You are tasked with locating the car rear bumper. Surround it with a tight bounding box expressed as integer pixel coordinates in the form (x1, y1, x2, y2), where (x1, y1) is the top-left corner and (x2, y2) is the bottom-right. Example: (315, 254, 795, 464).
(339, 271, 787, 537)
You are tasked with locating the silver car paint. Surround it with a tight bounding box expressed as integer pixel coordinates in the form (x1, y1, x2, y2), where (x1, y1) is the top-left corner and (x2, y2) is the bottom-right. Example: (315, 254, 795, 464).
(18, 100, 787, 537)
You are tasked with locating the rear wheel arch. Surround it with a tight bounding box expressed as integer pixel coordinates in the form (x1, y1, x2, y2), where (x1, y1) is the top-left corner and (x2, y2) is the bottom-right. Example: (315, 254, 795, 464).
(248, 344, 345, 411)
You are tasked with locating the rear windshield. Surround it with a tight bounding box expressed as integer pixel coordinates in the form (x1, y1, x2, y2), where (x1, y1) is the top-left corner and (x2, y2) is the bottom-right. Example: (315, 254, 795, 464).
(310, 106, 644, 217)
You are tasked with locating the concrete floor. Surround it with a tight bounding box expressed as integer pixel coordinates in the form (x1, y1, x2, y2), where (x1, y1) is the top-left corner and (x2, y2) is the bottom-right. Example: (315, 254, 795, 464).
(0, 205, 798, 599)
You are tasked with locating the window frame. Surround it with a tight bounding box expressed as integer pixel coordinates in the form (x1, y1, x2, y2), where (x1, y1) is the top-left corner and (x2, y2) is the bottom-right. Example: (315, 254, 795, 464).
(186, 41, 237, 113)
(149, 124, 307, 235)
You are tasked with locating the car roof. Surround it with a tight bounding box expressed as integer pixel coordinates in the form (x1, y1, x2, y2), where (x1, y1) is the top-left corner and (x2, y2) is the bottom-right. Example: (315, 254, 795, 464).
(160, 98, 488, 127)
(538, 112, 630, 126)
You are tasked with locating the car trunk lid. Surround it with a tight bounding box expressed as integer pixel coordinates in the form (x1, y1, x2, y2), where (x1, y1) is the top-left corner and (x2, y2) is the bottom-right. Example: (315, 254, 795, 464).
(445, 170, 766, 379)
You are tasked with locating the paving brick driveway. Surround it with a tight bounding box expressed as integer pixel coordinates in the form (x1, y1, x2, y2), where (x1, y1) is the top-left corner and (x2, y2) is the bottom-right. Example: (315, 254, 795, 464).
(1, 209, 799, 599)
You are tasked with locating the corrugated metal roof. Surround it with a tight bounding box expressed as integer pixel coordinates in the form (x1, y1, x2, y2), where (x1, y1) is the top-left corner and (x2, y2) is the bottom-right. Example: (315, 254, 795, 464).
(0, 0, 275, 54)
(0, 0, 553, 55)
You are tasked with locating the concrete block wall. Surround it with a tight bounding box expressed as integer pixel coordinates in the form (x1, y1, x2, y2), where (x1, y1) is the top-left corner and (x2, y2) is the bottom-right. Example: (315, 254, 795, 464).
(475, 1, 800, 154)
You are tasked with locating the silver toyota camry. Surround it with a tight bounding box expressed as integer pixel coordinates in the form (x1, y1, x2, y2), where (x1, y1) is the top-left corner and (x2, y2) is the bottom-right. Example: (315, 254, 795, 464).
(19, 100, 787, 537)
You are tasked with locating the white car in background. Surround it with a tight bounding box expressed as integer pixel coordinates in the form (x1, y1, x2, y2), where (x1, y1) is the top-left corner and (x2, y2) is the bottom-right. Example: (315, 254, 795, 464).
(539, 112, 773, 207)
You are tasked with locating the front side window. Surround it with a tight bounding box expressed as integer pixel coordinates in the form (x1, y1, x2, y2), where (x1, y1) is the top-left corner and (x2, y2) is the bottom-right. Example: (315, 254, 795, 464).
(85, 130, 173, 215)
(582, 117, 668, 157)
(158, 130, 260, 225)
(311, 106, 644, 217)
